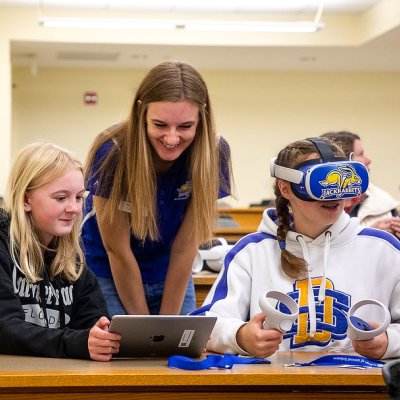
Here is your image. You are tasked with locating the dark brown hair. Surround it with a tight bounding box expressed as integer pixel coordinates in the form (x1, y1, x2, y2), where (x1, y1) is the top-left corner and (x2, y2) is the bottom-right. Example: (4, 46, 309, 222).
(320, 131, 360, 159)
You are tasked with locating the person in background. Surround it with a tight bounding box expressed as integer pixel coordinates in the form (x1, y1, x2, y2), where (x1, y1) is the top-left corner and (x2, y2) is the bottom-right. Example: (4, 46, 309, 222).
(192, 137, 400, 360)
(0, 143, 120, 361)
(82, 61, 232, 316)
(321, 131, 400, 238)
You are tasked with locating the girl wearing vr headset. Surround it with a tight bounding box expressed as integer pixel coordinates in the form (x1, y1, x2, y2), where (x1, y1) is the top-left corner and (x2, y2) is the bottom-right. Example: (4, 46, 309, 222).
(192, 138, 400, 360)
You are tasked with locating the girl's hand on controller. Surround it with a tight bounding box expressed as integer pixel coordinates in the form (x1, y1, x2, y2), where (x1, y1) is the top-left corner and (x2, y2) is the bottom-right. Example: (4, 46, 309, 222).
(236, 313, 283, 358)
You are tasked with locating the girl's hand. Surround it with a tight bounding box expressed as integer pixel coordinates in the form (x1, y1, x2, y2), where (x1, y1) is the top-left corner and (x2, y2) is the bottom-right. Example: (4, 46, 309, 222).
(236, 313, 283, 358)
(351, 322, 388, 359)
(88, 316, 121, 361)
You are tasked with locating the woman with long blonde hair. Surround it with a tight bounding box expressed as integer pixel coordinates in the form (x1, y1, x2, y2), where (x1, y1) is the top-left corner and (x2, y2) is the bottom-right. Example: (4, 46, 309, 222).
(82, 61, 232, 316)
(0, 143, 120, 361)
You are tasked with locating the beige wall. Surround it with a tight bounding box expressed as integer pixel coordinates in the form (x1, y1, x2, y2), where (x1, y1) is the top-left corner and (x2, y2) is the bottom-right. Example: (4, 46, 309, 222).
(0, 38, 11, 197)
(2, 4, 400, 205)
(12, 66, 400, 206)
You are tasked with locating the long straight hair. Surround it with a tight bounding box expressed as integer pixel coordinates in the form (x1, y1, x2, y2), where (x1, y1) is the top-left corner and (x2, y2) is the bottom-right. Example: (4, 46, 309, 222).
(5, 143, 84, 283)
(85, 61, 229, 244)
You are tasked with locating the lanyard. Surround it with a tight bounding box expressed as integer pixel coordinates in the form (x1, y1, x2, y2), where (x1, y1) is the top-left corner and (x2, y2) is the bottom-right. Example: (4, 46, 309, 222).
(285, 354, 385, 369)
(168, 354, 270, 370)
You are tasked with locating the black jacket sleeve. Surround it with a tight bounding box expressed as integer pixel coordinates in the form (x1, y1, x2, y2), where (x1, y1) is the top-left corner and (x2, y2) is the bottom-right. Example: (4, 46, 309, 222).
(0, 246, 108, 360)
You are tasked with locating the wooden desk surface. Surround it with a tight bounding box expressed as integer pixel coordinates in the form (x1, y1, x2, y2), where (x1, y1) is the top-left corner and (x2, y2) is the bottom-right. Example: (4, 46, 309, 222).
(193, 271, 218, 286)
(193, 272, 218, 307)
(218, 207, 266, 216)
(0, 351, 388, 399)
(214, 207, 266, 242)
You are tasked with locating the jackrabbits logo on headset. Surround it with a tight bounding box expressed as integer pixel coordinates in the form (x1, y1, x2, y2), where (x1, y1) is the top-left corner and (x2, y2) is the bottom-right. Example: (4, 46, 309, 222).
(270, 137, 369, 201)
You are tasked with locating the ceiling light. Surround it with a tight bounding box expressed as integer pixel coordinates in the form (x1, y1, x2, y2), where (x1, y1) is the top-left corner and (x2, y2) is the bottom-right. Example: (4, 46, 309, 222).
(38, 3, 324, 33)
(38, 17, 177, 30)
(185, 20, 324, 33)
(38, 17, 324, 33)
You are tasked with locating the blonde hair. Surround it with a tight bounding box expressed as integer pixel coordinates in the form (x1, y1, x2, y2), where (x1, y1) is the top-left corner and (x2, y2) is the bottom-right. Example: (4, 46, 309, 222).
(273, 138, 345, 278)
(85, 61, 231, 244)
(5, 142, 84, 283)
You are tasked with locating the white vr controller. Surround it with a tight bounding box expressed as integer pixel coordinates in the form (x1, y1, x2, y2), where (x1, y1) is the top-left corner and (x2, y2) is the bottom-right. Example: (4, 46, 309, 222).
(259, 291, 299, 332)
(346, 299, 391, 341)
(258, 292, 390, 340)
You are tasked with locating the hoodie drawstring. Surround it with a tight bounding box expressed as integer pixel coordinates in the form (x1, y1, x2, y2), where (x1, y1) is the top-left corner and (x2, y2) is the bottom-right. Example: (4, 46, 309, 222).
(296, 235, 317, 338)
(318, 231, 331, 302)
(296, 232, 332, 339)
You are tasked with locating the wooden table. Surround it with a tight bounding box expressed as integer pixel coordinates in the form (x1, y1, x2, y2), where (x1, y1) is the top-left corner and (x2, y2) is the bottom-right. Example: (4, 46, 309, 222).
(214, 207, 265, 242)
(193, 272, 218, 307)
(0, 351, 388, 399)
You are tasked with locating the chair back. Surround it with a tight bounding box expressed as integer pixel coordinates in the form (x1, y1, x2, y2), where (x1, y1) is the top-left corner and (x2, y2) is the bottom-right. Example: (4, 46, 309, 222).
(383, 360, 400, 399)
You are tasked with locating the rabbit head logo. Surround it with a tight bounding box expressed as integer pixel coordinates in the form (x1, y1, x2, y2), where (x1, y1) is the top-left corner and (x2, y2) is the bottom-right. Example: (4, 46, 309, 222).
(319, 164, 363, 199)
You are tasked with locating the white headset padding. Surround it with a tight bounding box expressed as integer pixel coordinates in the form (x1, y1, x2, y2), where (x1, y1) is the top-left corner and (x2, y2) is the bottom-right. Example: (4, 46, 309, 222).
(259, 290, 299, 332)
(270, 157, 303, 183)
(215, 237, 228, 246)
(192, 238, 230, 273)
(346, 299, 391, 341)
(201, 245, 233, 272)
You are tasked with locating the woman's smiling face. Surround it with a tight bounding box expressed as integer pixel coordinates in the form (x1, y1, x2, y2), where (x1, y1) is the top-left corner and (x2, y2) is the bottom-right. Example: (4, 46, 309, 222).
(146, 100, 199, 171)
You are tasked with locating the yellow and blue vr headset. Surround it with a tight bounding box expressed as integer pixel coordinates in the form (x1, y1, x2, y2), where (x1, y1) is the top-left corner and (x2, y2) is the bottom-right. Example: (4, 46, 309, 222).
(270, 137, 369, 201)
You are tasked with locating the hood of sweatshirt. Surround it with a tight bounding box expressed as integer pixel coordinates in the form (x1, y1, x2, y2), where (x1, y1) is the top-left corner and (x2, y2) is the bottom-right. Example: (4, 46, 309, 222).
(257, 207, 363, 338)
(258, 208, 362, 247)
(359, 182, 400, 220)
(0, 209, 68, 328)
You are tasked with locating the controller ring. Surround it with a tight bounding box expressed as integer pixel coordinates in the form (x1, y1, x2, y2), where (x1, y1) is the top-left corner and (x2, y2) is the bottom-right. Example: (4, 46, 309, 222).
(259, 290, 299, 332)
(346, 299, 390, 341)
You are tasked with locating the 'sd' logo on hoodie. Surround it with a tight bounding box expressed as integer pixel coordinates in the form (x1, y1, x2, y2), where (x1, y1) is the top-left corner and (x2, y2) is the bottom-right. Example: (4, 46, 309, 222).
(282, 278, 351, 348)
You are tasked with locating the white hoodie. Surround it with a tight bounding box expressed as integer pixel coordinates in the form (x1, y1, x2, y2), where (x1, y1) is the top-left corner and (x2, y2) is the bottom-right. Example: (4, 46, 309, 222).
(192, 208, 400, 359)
(357, 182, 399, 227)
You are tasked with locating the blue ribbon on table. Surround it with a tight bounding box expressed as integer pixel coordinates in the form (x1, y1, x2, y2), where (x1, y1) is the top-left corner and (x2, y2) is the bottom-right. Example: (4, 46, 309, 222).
(285, 354, 385, 369)
(168, 354, 270, 370)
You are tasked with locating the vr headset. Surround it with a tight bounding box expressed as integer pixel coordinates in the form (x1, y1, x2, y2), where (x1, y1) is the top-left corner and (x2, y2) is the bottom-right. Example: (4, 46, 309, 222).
(270, 137, 369, 202)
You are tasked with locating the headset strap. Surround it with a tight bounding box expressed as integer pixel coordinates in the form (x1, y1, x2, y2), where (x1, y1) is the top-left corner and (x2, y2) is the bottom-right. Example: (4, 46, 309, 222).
(307, 137, 339, 162)
(270, 157, 303, 183)
(284, 354, 384, 369)
(168, 354, 270, 370)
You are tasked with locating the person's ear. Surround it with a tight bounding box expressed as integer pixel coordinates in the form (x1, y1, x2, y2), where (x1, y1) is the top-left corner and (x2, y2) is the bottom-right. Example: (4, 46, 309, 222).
(24, 194, 32, 212)
(278, 180, 293, 201)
